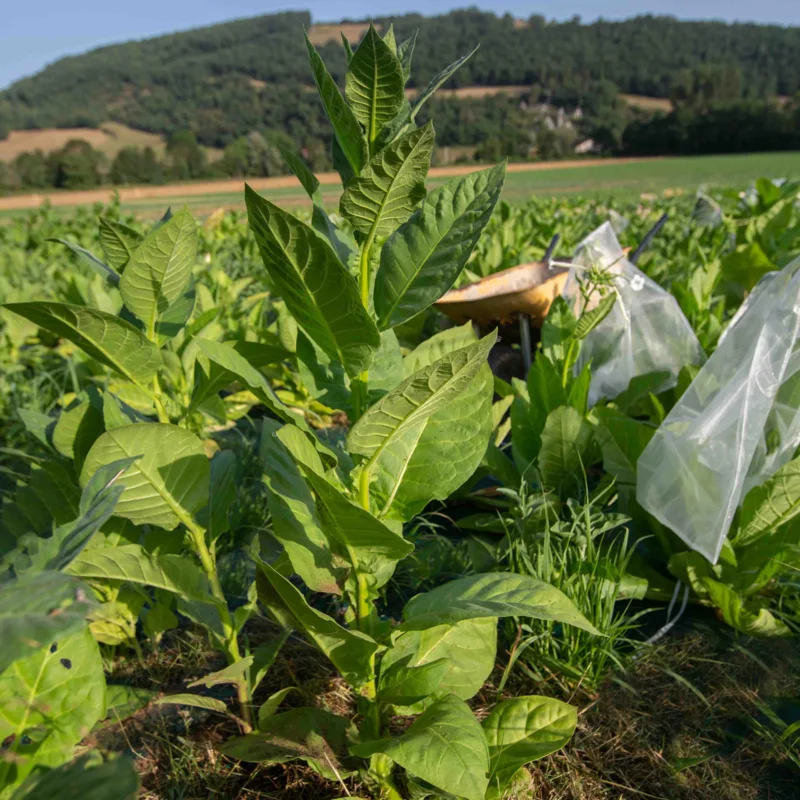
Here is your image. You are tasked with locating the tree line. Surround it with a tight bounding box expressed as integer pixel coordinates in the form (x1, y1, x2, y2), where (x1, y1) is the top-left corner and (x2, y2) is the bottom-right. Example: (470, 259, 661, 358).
(0, 9, 798, 149)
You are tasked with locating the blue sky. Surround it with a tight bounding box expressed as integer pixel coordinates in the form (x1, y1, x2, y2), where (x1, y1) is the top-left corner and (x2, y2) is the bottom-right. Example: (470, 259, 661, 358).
(1, 1, 798, 90)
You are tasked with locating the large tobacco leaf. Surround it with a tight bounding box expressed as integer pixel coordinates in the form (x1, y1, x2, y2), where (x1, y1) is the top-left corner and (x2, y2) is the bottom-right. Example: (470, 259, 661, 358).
(340, 123, 434, 239)
(483, 696, 577, 800)
(370, 326, 494, 520)
(0, 628, 106, 796)
(348, 331, 496, 459)
(256, 560, 379, 686)
(352, 694, 489, 800)
(245, 186, 380, 377)
(119, 208, 197, 335)
(380, 617, 497, 710)
(345, 23, 405, 147)
(2, 302, 161, 384)
(401, 572, 598, 633)
(221, 707, 355, 781)
(733, 455, 800, 547)
(260, 420, 344, 595)
(67, 544, 213, 603)
(305, 34, 367, 177)
(0, 572, 95, 674)
(80, 424, 209, 530)
(375, 163, 506, 329)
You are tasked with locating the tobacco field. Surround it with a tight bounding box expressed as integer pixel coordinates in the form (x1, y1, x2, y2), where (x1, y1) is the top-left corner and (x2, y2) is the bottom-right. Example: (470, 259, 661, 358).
(1, 25, 800, 800)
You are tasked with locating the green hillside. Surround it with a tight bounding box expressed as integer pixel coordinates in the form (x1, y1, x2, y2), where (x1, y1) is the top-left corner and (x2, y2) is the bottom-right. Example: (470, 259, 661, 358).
(0, 9, 798, 148)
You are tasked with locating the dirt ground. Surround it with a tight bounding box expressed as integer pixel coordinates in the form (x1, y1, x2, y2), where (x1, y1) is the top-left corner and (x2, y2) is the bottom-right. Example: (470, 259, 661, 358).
(0, 158, 661, 212)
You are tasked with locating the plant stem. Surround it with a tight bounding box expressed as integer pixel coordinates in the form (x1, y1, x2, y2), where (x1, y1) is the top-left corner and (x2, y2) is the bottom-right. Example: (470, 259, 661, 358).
(151, 376, 171, 424)
(350, 234, 375, 420)
(561, 339, 577, 389)
(184, 517, 253, 732)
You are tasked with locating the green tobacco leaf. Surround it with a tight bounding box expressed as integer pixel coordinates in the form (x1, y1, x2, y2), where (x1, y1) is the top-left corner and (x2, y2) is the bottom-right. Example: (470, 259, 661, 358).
(483, 696, 577, 800)
(541, 296, 577, 365)
(11, 752, 139, 800)
(3, 456, 133, 578)
(593, 407, 655, 489)
(80, 424, 209, 530)
(296, 331, 351, 414)
(257, 687, 296, 727)
(301, 467, 413, 575)
(2, 302, 161, 384)
(410, 47, 478, 120)
(260, 420, 344, 595)
(155, 285, 195, 345)
(99, 218, 143, 272)
(221, 707, 354, 781)
(733, 456, 800, 547)
(256, 559, 378, 686)
(340, 123, 434, 239)
(348, 331, 496, 458)
(245, 186, 379, 378)
(378, 656, 449, 705)
(188, 657, 254, 688)
(574, 293, 617, 340)
(305, 34, 367, 176)
(341, 32, 354, 63)
(345, 23, 405, 146)
(47, 238, 120, 287)
(402, 323, 476, 375)
(372, 359, 493, 521)
(279, 146, 355, 265)
(196, 450, 237, 541)
(375, 163, 506, 329)
(401, 572, 598, 633)
(537, 406, 594, 489)
(380, 618, 497, 710)
(52, 393, 104, 468)
(703, 579, 791, 637)
(251, 630, 291, 694)
(352, 694, 489, 800)
(156, 694, 227, 713)
(193, 338, 299, 425)
(527, 350, 567, 413)
(67, 544, 212, 602)
(0, 628, 106, 795)
(0, 572, 95, 674)
(397, 31, 417, 82)
(120, 208, 197, 335)
(721, 242, 776, 292)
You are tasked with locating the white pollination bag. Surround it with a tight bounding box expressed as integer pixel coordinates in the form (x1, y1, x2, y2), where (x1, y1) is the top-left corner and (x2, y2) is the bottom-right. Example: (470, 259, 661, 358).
(637, 257, 800, 563)
(564, 222, 704, 406)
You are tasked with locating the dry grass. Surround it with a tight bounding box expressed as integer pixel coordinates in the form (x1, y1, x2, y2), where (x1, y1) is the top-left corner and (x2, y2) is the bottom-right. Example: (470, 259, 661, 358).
(405, 85, 530, 100)
(622, 95, 673, 112)
(91, 617, 800, 800)
(307, 22, 377, 46)
(0, 121, 222, 164)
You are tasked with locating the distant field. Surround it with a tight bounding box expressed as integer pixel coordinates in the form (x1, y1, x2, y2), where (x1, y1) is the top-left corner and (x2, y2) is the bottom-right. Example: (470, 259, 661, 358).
(1, 152, 798, 221)
(0, 122, 223, 162)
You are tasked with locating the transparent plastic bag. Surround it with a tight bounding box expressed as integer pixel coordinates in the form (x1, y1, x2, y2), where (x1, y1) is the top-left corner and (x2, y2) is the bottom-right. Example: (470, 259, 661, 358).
(563, 222, 704, 406)
(637, 257, 800, 563)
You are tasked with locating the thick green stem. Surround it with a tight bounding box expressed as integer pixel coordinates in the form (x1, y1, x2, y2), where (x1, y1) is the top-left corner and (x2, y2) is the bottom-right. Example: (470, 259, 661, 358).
(561, 339, 577, 389)
(151, 376, 171, 424)
(351, 234, 376, 420)
(185, 517, 252, 732)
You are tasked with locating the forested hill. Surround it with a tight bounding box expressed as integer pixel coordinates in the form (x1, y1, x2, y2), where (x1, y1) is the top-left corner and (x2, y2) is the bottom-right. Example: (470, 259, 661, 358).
(1, 9, 798, 147)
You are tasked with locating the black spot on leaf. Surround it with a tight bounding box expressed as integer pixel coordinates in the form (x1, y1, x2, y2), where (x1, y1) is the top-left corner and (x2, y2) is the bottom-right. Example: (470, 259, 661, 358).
(20, 735, 32, 746)
(50, 643, 58, 653)
(60, 658, 72, 670)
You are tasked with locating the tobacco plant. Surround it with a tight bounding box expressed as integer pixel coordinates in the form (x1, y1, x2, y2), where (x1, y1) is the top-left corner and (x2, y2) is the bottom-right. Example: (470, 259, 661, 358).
(203, 25, 599, 800)
(1, 208, 306, 730)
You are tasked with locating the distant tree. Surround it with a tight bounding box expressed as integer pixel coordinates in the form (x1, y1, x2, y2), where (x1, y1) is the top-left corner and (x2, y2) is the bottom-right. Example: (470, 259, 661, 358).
(47, 139, 106, 189)
(219, 131, 289, 177)
(13, 150, 49, 188)
(165, 130, 208, 180)
(110, 146, 164, 185)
